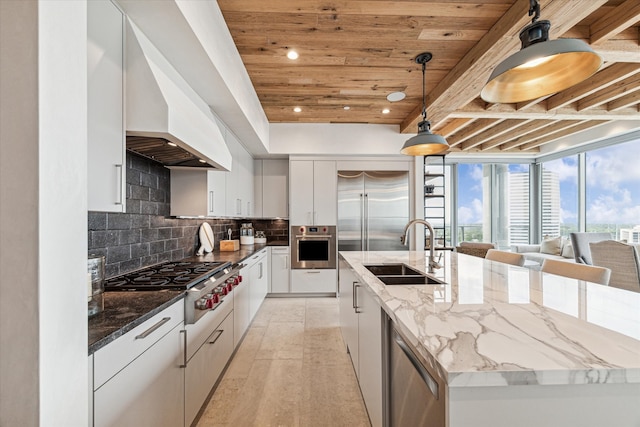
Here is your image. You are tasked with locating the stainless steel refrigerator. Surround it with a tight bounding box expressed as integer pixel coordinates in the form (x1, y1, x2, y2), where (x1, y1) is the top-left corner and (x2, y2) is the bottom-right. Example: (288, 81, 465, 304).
(338, 170, 409, 251)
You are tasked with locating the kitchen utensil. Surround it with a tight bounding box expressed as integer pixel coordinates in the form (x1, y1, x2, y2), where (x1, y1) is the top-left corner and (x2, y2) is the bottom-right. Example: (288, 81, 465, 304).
(240, 223, 255, 245)
(228, 228, 232, 241)
(87, 255, 105, 316)
(198, 223, 214, 255)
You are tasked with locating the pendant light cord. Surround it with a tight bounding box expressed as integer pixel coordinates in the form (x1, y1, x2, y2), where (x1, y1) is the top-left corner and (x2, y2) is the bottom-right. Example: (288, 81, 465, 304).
(421, 60, 427, 122)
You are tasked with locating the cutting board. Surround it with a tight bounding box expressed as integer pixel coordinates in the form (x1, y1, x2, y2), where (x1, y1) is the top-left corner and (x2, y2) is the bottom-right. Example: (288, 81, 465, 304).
(198, 223, 214, 254)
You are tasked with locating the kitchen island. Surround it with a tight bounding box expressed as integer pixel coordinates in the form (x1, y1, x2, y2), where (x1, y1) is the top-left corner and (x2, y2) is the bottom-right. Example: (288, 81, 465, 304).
(340, 250, 640, 427)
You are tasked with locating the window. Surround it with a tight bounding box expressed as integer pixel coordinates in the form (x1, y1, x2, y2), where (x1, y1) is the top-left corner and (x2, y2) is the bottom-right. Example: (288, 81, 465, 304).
(457, 164, 487, 243)
(586, 140, 640, 240)
(501, 164, 530, 247)
(541, 156, 578, 237)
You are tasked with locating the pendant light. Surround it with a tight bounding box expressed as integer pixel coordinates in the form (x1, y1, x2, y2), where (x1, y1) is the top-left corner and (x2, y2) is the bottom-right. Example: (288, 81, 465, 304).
(481, 0, 601, 104)
(401, 52, 449, 156)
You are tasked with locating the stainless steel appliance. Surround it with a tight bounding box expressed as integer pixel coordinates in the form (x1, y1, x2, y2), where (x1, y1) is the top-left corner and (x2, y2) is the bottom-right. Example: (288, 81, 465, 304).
(291, 225, 337, 269)
(387, 321, 446, 427)
(338, 171, 409, 252)
(103, 260, 243, 324)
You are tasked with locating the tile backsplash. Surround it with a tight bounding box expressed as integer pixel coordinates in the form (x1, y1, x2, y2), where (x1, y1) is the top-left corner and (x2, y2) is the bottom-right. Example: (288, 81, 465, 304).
(89, 152, 288, 279)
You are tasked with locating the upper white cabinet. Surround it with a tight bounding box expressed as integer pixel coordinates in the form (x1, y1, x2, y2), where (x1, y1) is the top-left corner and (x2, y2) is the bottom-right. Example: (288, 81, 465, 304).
(254, 159, 289, 218)
(224, 129, 254, 217)
(170, 169, 226, 217)
(290, 160, 337, 225)
(87, 0, 126, 212)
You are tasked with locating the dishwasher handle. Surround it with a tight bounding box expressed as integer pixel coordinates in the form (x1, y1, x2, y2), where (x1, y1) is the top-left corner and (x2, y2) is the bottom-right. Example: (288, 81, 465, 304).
(393, 328, 439, 399)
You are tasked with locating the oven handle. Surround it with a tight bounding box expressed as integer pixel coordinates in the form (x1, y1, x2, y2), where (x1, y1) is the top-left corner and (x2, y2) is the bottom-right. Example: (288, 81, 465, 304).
(295, 235, 333, 239)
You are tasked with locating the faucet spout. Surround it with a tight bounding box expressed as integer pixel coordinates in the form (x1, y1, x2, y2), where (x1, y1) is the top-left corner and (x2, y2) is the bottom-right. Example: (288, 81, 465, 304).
(401, 219, 441, 274)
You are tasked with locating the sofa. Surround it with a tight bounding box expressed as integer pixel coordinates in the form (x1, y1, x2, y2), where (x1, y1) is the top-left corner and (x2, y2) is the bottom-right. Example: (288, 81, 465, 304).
(511, 236, 575, 267)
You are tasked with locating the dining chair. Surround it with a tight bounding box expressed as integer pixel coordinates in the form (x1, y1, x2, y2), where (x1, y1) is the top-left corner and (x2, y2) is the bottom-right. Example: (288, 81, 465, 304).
(485, 249, 525, 267)
(590, 240, 640, 292)
(541, 258, 611, 285)
(569, 232, 611, 264)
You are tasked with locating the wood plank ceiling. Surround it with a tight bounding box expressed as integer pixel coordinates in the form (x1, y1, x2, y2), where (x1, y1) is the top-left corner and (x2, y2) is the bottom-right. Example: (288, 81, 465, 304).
(218, 0, 640, 155)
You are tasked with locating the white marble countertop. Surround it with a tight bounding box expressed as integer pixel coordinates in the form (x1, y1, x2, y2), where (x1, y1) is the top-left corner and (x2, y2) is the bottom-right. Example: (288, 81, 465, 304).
(339, 250, 640, 388)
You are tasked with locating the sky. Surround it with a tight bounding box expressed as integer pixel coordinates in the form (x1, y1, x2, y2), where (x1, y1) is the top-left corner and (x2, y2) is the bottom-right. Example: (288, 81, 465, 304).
(456, 138, 640, 227)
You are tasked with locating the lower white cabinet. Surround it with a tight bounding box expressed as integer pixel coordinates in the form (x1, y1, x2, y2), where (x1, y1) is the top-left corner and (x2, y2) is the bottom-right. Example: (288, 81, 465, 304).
(249, 249, 268, 321)
(291, 269, 337, 293)
(338, 261, 383, 427)
(184, 312, 234, 426)
(93, 323, 184, 427)
(269, 246, 290, 293)
(233, 263, 251, 348)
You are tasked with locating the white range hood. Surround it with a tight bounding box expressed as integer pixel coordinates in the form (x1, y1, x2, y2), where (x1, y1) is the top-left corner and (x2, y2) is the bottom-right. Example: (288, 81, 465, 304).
(125, 18, 231, 171)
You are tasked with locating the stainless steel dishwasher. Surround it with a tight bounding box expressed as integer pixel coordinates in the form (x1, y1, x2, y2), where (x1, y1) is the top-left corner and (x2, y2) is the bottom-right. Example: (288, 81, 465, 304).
(387, 322, 446, 427)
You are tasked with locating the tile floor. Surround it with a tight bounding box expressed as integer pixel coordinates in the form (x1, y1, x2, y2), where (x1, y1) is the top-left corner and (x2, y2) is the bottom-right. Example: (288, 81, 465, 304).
(197, 297, 371, 427)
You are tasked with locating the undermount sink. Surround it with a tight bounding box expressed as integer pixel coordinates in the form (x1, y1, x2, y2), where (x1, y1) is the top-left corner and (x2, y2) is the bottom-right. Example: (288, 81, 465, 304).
(364, 264, 424, 276)
(377, 275, 445, 286)
(364, 263, 446, 286)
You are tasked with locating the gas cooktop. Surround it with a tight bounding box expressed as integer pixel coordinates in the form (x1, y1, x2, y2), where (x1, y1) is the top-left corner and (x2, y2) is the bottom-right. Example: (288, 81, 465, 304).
(104, 260, 231, 291)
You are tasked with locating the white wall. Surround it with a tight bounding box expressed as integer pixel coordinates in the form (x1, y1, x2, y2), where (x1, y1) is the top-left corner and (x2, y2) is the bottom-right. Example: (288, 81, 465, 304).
(270, 123, 413, 156)
(0, 1, 88, 425)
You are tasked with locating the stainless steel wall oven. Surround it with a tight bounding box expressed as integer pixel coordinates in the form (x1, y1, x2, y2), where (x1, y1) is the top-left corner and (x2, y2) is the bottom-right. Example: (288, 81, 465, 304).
(291, 225, 337, 269)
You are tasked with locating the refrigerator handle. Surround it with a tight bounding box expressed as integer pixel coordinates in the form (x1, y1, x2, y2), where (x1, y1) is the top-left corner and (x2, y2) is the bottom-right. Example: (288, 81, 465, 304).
(364, 193, 369, 251)
(360, 193, 365, 250)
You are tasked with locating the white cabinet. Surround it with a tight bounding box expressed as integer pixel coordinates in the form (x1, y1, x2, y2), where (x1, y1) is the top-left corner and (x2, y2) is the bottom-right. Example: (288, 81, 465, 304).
(290, 160, 336, 225)
(170, 169, 226, 217)
(255, 159, 289, 218)
(185, 311, 234, 426)
(225, 130, 254, 217)
(87, 0, 126, 212)
(269, 246, 290, 293)
(88, 355, 94, 426)
(93, 301, 184, 427)
(357, 284, 383, 427)
(248, 249, 268, 321)
(290, 269, 336, 293)
(233, 263, 251, 348)
(339, 261, 383, 427)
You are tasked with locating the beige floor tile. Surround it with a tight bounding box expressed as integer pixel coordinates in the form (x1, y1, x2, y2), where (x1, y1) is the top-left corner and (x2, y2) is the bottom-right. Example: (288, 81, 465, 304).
(197, 297, 371, 427)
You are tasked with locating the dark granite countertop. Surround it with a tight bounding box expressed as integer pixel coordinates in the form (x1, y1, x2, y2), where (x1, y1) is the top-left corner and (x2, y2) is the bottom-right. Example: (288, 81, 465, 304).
(88, 242, 287, 354)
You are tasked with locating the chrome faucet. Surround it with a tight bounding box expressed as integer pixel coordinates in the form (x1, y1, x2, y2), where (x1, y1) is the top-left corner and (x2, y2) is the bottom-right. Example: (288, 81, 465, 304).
(401, 219, 441, 274)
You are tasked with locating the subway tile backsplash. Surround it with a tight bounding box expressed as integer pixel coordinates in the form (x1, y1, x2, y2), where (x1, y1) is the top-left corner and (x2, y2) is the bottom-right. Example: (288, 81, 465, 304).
(88, 152, 288, 279)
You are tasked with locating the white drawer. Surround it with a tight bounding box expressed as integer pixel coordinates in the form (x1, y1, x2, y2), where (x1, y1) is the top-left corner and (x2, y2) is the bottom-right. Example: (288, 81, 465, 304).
(94, 300, 184, 389)
(184, 292, 233, 361)
(291, 269, 337, 293)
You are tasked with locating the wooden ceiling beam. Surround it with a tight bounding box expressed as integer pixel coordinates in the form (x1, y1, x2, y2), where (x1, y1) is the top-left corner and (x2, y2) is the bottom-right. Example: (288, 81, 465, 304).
(519, 121, 609, 150)
(590, 0, 640, 45)
(546, 63, 640, 110)
(459, 119, 529, 150)
(451, 100, 639, 120)
(607, 91, 640, 111)
(448, 118, 503, 148)
(495, 120, 563, 150)
(578, 73, 640, 110)
(400, 0, 609, 134)
(432, 118, 476, 137)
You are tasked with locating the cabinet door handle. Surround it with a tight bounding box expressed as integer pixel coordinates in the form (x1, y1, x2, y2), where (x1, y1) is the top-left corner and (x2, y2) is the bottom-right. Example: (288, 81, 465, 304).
(247, 201, 251, 216)
(237, 198, 241, 215)
(259, 262, 263, 279)
(135, 317, 170, 340)
(209, 190, 214, 213)
(283, 255, 288, 269)
(208, 329, 224, 345)
(179, 329, 187, 368)
(353, 282, 361, 313)
(307, 270, 321, 274)
(115, 164, 123, 205)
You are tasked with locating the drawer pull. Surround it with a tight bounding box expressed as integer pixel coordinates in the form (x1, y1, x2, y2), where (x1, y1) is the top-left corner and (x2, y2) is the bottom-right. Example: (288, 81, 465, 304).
(208, 329, 224, 345)
(135, 317, 171, 340)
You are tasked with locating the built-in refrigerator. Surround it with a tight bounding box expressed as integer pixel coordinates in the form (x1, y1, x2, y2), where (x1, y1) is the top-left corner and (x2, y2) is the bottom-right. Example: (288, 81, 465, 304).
(338, 170, 409, 251)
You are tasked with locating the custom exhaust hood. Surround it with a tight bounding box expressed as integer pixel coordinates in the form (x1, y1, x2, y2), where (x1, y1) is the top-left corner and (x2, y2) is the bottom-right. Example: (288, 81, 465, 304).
(125, 19, 231, 171)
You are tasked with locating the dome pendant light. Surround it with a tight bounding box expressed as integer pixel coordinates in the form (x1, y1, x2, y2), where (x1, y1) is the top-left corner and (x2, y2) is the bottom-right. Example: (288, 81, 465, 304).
(401, 52, 449, 156)
(481, 0, 602, 104)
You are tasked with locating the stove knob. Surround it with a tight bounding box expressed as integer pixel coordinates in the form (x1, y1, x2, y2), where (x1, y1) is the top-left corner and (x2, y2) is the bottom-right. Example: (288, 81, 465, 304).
(226, 282, 233, 293)
(212, 293, 220, 304)
(237, 274, 243, 283)
(232, 276, 239, 286)
(205, 297, 214, 309)
(196, 298, 207, 310)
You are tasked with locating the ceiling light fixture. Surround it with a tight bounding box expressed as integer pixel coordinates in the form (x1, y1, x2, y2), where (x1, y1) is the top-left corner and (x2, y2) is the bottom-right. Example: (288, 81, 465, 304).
(343, 106, 351, 110)
(382, 108, 390, 114)
(387, 91, 406, 102)
(400, 52, 449, 156)
(287, 50, 299, 60)
(293, 107, 302, 113)
(481, 0, 601, 104)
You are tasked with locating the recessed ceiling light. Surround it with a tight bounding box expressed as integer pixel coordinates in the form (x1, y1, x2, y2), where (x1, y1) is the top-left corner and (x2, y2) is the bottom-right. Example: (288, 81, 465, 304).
(382, 108, 390, 114)
(293, 107, 302, 113)
(198, 159, 207, 163)
(343, 106, 350, 110)
(287, 50, 299, 60)
(167, 141, 177, 147)
(387, 92, 406, 102)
